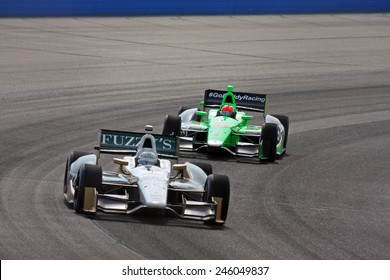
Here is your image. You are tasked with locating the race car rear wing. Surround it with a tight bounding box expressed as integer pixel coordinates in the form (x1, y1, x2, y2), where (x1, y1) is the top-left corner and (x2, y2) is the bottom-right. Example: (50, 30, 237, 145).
(203, 89, 267, 113)
(96, 129, 179, 159)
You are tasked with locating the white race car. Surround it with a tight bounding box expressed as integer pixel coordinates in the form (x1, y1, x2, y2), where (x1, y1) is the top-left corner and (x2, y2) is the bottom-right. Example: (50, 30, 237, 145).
(63, 126, 230, 225)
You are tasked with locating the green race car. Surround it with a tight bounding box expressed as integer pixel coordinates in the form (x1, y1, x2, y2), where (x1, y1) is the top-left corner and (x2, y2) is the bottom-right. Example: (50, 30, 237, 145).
(163, 85, 289, 162)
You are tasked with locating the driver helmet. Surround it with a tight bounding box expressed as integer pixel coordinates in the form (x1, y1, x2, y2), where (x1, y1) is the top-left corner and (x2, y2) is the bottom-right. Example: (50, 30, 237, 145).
(220, 104, 235, 117)
(138, 150, 158, 166)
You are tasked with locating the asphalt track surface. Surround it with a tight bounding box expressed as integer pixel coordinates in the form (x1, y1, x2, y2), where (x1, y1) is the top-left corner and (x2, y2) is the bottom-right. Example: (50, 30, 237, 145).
(1, 14, 390, 260)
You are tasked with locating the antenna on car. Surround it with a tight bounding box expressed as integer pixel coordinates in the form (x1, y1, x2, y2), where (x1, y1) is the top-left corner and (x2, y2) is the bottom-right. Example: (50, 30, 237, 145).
(145, 125, 153, 132)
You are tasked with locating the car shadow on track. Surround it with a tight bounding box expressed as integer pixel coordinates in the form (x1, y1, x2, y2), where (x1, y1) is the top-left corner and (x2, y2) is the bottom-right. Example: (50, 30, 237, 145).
(62, 192, 227, 231)
(69, 207, 228, 231)
(179, 151, 288, 165)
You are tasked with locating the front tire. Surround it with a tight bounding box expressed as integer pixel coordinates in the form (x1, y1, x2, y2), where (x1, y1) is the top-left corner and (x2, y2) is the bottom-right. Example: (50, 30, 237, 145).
(261, 123, 278, 162)
(203, 174, 230, 225)
(64, 151, 90, 198)
(74, 164, 102, 214)
(272, 114, 289, 150)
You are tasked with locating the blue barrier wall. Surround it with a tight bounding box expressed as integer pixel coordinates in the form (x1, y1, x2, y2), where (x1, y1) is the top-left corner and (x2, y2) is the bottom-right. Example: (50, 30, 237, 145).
(1, 0, 390, 17)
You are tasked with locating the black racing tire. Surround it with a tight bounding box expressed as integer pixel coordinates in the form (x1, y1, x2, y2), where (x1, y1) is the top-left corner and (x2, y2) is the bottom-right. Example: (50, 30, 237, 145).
(272, 114, 289, 150)
(191, 161, 213, 176)
(261, 123, 278, 162)
(74, 164, 102, 214)
(203, 174, 230, 225)
(63, 151, 90, 195)
(162, 115, 181, 136)
(178, 106, 192, 115)
(178, 106, 201, 121)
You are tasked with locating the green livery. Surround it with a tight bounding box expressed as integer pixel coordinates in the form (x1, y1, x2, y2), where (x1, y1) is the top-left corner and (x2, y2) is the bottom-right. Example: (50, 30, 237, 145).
(163, 85, 289, 162)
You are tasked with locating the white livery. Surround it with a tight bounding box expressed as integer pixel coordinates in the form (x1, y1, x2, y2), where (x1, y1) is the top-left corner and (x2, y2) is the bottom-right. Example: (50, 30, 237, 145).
(63, 127, 230, 225)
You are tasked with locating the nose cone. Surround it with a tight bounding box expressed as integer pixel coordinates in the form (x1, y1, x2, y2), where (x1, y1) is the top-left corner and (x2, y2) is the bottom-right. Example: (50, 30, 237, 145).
(141, 179, 168, 209)
(207, 117, 237, 147)
(208, 139, 223, 147)
(134, 166, 169, 210)
(207, 130, 229, 147)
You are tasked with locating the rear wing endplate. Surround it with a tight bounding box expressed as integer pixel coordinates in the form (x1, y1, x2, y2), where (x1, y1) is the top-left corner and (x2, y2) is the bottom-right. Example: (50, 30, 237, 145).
(96, 129, 178, 159)
(204, 89, 267, 113)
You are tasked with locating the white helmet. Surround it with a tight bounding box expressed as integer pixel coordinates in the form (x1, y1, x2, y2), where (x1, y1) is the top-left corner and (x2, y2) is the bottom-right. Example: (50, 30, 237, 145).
(138, 150, 158, 166)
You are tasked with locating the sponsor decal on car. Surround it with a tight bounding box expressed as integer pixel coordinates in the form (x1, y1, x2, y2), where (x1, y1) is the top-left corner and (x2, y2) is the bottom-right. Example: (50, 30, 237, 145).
(208, 91, 266, 103)
(204, 89, 267, 111)
(100, 129, 177, 156)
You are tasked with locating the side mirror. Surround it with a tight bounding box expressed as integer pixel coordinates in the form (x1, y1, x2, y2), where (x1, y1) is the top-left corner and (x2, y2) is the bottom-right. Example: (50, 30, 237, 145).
(172, 164, 189, 179)
(242, 115, 253, 121)
(196, 111, 207, 121)
(172, 164, 187, 171)
(241, 115, 253, 126)
(114, 158, 129, 166)
(114, 158, 132, 176)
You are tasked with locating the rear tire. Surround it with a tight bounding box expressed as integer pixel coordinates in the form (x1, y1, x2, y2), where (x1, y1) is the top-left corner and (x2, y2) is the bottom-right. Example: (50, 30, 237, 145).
(162, 115, 181, 136)
(74, 164, 102, 214)
(178, 106, 192, 115)
(261, 123, 278, 162)
(178, 106, 200, 121)
(203, 174, 230, 225)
